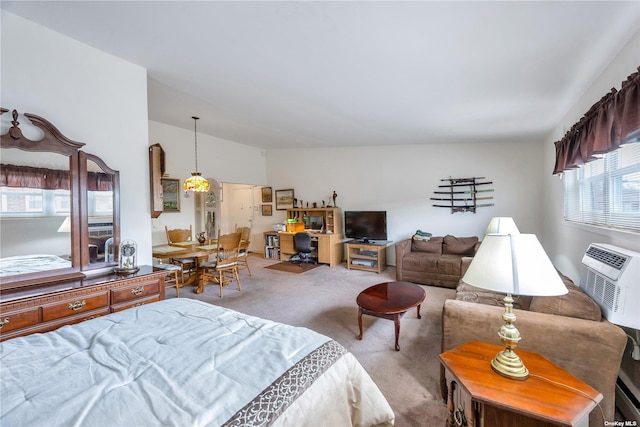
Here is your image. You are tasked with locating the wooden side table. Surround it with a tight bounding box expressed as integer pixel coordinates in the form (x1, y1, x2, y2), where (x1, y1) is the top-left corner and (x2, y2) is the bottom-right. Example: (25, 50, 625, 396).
(439, 341, 602, 427)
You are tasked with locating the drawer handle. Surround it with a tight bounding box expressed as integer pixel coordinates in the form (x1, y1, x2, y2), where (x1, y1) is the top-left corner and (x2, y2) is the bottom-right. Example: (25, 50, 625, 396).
(68, 300, 86, 311)
(131, 286, 144, 296)
(0, 318, 9, 329)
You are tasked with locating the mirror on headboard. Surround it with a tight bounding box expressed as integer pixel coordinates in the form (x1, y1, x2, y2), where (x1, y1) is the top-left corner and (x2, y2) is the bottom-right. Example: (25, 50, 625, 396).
(0, 109, 120, 290)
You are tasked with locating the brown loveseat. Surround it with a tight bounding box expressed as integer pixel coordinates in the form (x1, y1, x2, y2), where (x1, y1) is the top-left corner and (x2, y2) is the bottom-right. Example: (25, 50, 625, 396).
(441, 271, 627, 427)
(395, 235, 479, 288)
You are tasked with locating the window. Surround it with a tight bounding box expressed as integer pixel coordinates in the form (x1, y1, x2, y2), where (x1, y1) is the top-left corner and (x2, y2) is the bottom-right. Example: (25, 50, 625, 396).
(89, 190, 113, 215)
(0, 187, 70, 216)
(564, 142, 640, 232)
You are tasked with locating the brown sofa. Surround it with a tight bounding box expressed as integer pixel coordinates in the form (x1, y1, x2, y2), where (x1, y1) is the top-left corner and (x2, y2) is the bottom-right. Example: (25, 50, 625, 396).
(395, 235, 479, 288)
(441, 270, 627, 427)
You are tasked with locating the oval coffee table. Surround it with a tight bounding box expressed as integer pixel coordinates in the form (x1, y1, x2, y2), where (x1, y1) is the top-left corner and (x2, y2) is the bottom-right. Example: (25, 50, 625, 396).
(356, 281, 426, 351)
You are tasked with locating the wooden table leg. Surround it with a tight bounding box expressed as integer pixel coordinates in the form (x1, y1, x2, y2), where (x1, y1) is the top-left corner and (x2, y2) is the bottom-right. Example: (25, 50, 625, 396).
(194, 256, 207, 294)
(394, 313, 401, 351)
(356, 307, 363, 340)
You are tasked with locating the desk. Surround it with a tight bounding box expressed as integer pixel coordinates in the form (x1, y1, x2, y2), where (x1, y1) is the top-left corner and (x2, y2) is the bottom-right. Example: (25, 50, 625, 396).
(152, 242, 218, 294)
(440, 341, 602, 427)
(278, 232, 343, 267)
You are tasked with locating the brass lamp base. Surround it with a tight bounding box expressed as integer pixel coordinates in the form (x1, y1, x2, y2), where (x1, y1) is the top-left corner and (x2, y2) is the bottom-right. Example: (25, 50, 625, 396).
(491, 349, 529, 380)
(492, 293, 529, 380)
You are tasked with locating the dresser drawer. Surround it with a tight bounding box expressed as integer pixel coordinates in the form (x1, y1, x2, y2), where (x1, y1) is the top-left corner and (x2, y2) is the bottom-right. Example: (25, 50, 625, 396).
(1, 307, 111, 342)
(111, 279, 161, 304)
(41, 292, 109, 322)
(111, 295, 160, 313)
(0, 306, 40, 334)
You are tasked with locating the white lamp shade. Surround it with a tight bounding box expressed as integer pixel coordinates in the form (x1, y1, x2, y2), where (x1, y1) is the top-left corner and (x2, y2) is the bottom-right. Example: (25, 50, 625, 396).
(462, 234, 567, 296)
(57, 216, 71, 232)
(484, 217, 520, 236)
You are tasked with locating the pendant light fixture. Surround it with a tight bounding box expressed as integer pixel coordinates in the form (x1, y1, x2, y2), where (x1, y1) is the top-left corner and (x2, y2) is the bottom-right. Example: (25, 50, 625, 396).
(183, 116, 210, 192)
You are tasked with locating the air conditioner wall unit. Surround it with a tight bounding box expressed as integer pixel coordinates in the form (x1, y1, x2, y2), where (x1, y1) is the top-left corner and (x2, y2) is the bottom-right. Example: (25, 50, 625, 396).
(580, 243, 640, 330)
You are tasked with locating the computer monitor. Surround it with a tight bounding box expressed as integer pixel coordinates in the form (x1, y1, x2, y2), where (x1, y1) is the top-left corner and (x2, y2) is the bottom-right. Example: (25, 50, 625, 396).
(305, 215, 324, 231)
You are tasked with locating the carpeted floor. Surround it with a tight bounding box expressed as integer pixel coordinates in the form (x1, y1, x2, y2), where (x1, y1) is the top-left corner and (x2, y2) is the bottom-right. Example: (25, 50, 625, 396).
(166, 254, 454, 426)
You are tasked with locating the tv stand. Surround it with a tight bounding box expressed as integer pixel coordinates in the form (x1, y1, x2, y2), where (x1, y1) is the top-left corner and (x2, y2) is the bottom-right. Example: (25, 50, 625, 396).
(346, 240, 390, 274)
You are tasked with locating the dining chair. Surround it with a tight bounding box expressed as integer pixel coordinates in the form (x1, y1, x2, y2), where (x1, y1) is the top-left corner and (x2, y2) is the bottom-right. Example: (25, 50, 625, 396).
(236, 226, 252, 276)
(200, 231, 242, 298)
(152, 260, 185, 297)
(165, 225, 196, 282)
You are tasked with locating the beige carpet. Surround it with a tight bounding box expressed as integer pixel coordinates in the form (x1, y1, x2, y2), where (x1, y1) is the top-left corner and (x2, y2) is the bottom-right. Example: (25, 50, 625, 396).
(166, 254, 454, 426)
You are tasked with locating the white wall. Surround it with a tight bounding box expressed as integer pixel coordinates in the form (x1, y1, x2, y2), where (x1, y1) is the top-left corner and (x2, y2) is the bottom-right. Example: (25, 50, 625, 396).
(148, 121, 267, 246)
(1, 12, 153, 264)
(267, 141, 544, 264)
(542, 29, 640, 282)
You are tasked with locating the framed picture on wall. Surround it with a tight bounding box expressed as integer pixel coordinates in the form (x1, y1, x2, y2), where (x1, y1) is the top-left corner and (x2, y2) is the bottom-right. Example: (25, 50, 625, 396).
(161, 178, 180, 212)
(275, 189, 294, 210)
(261, 187, 273, 203)
(261, 204, 272, 216)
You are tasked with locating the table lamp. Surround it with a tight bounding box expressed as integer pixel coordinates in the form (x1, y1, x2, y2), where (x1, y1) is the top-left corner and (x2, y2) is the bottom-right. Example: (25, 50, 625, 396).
(461, 233, 567, 380)
(57, 216, 71, 232)
(484, 217, 520, 236)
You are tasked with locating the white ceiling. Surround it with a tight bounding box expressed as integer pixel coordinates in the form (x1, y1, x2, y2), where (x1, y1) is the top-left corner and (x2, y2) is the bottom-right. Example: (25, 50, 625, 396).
(3, 1, 640, 149)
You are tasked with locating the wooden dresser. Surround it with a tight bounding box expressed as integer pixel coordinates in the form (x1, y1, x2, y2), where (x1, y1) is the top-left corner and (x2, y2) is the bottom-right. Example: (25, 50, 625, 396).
(0, 266, 165, 342)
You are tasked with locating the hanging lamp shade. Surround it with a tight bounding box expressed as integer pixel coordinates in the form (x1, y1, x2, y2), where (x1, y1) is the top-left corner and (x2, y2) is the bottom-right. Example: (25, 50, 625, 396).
(184, 116, 210, 192)
(184, 172, 210, 192)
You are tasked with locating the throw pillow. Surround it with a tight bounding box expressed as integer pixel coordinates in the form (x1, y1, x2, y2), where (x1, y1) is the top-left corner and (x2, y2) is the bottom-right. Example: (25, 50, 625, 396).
(443, 235, 478, 255)
(529, 273, 602, 321)
(412, 236, 443, 254)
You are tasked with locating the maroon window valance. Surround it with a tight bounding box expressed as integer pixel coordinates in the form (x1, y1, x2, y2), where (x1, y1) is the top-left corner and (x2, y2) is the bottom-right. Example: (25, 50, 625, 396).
(553, 66, 640, 175)
(0, 164, 112, 191)
(0, 164, 70, 190)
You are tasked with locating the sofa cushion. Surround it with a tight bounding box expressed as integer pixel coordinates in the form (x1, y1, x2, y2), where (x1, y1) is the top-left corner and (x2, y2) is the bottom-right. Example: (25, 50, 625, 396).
(403, 252, 438, 272)
(455, 281, 533, 310)
(437, 255, 464, 276)
(443, 235, 478, 255)
(529, 274, 602, 321)
(411, 236, 443, 254)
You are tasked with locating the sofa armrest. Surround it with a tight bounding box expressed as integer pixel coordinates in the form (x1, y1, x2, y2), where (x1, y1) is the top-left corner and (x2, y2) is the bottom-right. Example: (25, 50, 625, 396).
(395, 239, 412, 281)
(441, 299, 627, 427)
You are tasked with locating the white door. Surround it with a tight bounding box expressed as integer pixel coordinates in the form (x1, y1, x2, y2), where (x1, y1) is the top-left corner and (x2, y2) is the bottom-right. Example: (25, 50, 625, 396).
(230, 187, 254, 230)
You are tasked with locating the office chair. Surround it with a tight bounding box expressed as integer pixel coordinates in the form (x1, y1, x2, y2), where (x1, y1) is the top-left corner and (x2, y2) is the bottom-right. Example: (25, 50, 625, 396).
(292, 232, 316, 264)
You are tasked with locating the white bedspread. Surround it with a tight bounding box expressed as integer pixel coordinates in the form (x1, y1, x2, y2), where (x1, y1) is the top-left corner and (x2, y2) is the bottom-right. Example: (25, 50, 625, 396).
(1, 298, 394, 427)
(0, 254, 71, 276)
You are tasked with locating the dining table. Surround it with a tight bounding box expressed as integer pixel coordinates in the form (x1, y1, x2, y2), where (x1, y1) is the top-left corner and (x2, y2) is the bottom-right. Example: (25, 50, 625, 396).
(152, 241, 218, 294)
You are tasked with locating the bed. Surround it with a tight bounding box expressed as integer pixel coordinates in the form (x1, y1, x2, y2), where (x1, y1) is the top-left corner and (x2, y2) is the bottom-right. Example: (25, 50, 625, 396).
(0, 254, 72, 277)
(0, 298, 395, 426)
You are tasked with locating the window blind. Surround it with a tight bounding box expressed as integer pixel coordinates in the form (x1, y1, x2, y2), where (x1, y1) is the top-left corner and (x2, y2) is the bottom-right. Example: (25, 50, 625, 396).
(564, 142, 640, 232)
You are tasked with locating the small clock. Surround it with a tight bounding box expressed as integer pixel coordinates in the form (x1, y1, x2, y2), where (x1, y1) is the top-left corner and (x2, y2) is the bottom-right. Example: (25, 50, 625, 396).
(114, 239, 139, 274)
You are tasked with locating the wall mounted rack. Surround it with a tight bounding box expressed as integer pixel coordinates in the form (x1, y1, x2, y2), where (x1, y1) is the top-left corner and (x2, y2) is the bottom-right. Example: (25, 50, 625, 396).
(431, 177, 494, 213)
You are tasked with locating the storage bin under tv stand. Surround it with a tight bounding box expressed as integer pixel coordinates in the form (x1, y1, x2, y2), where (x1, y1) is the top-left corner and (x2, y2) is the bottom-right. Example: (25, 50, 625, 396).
(346, 240, 389, 273)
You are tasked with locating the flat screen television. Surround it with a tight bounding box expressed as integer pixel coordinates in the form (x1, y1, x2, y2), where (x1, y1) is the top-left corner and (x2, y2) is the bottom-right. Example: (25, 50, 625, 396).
(344, 211, 387, 242)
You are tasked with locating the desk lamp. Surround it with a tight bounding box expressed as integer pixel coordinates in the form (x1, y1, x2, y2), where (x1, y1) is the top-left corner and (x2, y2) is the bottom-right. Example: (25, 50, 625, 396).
(462, 234, 567, 380)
